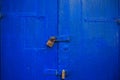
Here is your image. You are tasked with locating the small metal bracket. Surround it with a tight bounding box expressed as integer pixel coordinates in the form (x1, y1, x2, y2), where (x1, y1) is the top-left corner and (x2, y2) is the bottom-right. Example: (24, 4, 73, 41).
(44, 69, 58, 76)
(44, 69, 67, 80)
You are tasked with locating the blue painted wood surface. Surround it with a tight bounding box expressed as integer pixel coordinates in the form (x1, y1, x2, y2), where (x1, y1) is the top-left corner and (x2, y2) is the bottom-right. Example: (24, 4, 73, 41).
(1, 0, 120, 80)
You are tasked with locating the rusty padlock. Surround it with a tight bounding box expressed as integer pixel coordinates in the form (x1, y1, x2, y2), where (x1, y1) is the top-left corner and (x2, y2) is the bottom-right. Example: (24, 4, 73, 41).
(61, 69, 66, 80)
(46, 36, 56, 47)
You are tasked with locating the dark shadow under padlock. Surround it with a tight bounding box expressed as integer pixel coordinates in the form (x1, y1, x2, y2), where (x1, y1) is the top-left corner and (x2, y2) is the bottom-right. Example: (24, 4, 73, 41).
(116, 19, 120, 25)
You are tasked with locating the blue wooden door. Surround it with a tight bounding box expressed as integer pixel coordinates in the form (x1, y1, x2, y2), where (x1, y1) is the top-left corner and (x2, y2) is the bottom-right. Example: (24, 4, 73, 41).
(1, 0, 58, 80)
(1, 0, 120, 80)
(59, 0, 120, 80)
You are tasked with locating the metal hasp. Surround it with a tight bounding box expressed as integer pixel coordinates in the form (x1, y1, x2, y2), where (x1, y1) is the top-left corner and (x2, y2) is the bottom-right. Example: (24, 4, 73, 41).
(46, 36, 70, 47)
(44, 69, 67, 80)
